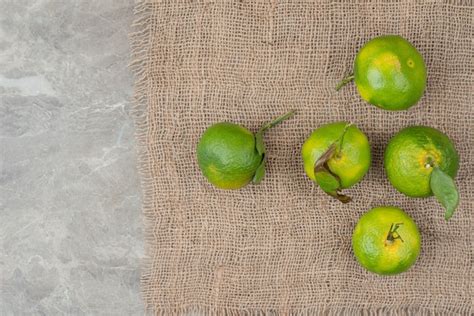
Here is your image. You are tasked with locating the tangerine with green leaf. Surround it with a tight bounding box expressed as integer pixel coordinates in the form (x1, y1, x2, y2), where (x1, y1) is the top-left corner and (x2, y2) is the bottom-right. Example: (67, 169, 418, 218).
(337, 35, 427, 111)
(384, 126, 460, 220)
(197, 111, 294, 189)
(352, 206, 421, 275)
(301, 122, 371, 202)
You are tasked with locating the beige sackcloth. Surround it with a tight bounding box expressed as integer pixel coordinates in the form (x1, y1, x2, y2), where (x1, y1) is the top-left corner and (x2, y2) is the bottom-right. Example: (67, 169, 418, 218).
(130, 1, 473, 314)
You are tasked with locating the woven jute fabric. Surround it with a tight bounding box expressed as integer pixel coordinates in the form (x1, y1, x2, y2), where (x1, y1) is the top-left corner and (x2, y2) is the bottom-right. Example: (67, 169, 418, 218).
(130, 1, 473, 314)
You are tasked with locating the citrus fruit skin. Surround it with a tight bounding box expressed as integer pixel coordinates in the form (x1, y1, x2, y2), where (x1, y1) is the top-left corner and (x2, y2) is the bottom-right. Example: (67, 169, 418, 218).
(197, 122, 262, 189)
(352, 206, 421, 275)
(384, 126, 459, 197)
(301, 122, 371, 189)
(354, 35, 426, 111)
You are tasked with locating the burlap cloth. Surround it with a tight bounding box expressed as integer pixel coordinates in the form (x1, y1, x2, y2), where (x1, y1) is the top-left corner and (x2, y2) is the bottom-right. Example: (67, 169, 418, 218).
(130, 0, 473, 314)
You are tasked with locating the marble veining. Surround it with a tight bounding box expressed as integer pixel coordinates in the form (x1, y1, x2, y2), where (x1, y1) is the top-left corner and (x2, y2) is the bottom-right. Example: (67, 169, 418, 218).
(0, 1, 144, 314)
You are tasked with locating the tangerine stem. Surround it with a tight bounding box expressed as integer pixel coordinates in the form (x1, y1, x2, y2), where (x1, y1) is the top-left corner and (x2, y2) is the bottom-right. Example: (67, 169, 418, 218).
(254, 110, 295, 157)
(425, 156, 436, 169)
(258, 110, 295, 134)
(335, 74, 355, 91)
(386, 222, 404, 244)
(336, 122, 353, 154)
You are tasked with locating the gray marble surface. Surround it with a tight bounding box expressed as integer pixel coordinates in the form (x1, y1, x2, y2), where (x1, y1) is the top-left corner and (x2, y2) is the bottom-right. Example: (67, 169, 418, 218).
(0, 1, 144, 314)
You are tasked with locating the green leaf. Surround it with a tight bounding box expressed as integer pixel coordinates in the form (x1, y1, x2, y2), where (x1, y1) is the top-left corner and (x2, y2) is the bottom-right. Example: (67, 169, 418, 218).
(314, 144, 339, 193)
(255, 131, 265, 156)
(252, 159, 266, 184)
(313, 143, 352, 203)
(430, 167, 459, 220)
(315, 171, 340, 193)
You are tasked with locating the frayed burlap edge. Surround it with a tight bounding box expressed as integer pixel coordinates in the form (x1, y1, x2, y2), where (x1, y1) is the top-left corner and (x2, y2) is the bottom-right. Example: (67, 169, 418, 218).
(129, 0, 156, 314)
(129, 1, 473, 315)
(134, 305, 471, 316)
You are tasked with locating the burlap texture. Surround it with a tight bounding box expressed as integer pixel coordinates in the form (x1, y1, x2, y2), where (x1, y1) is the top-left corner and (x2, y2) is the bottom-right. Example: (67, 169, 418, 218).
(130, 1, 473, 314)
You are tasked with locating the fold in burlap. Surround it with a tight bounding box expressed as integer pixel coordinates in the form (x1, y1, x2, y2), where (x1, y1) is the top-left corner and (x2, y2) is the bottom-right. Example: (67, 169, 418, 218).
(130, 1, 473, 314)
